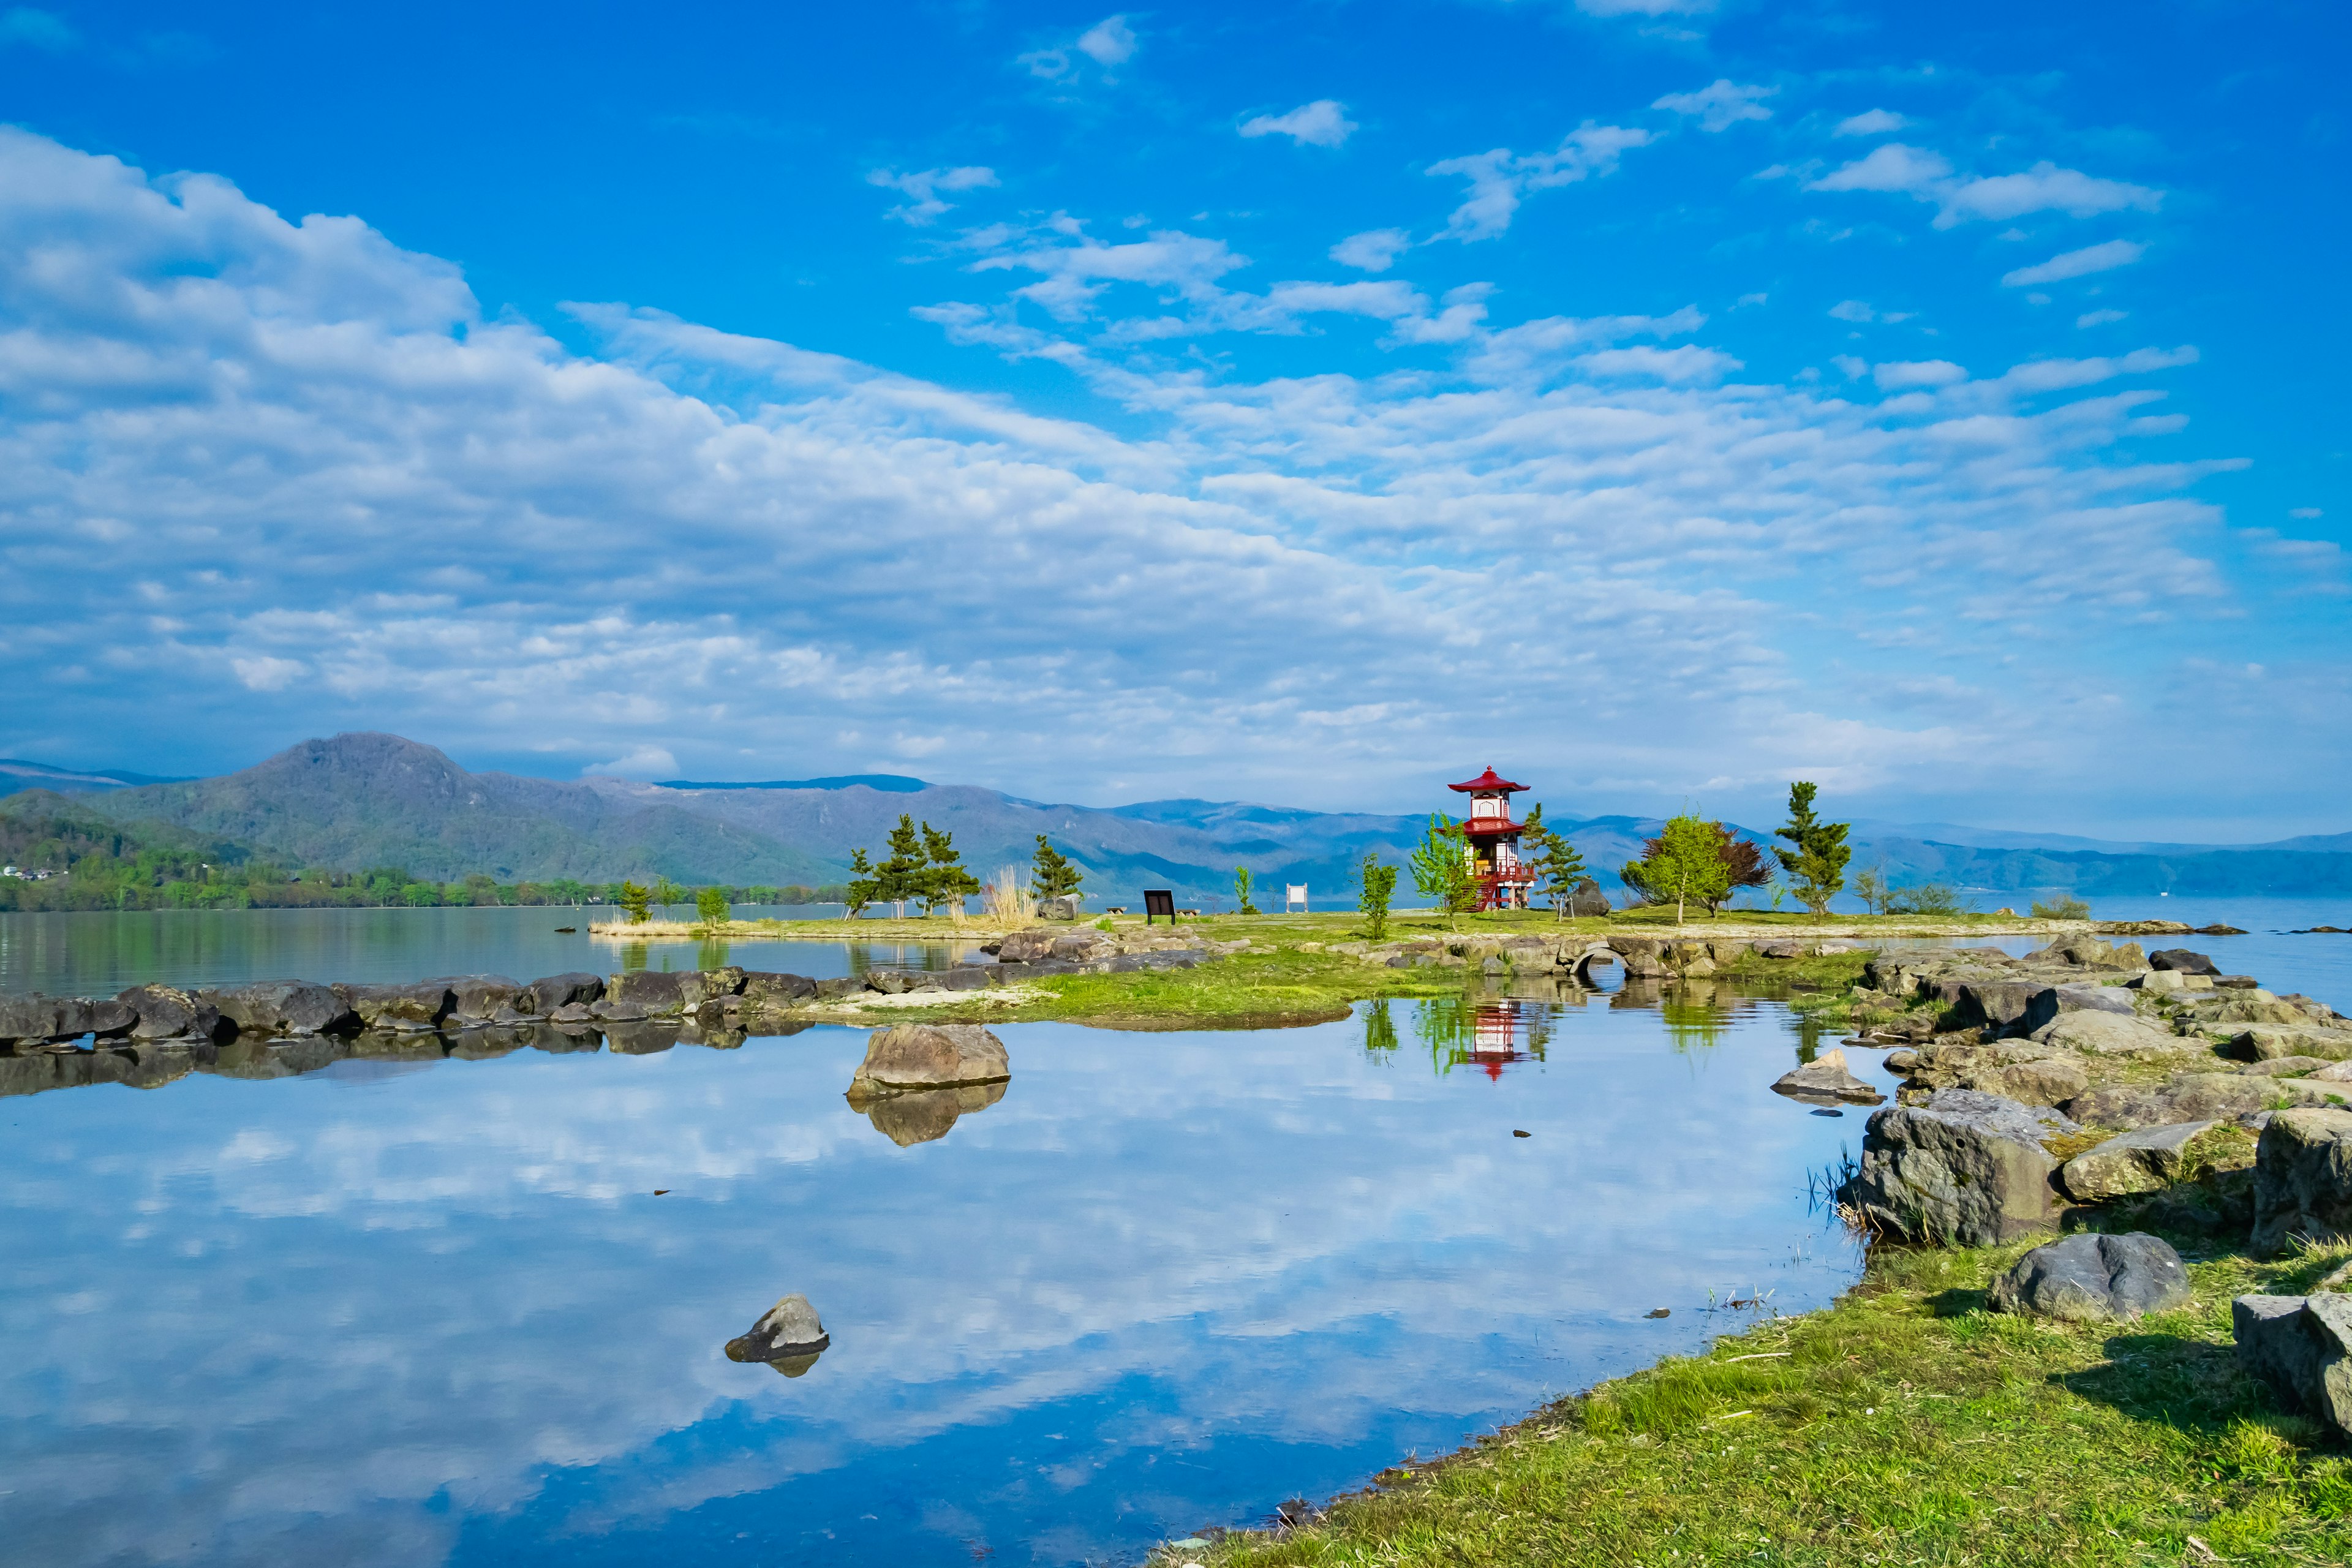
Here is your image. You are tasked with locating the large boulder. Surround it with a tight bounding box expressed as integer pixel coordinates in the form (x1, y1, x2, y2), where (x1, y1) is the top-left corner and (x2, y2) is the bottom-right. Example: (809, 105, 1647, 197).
(2250, 1108, 2352, 1256)
(1770, 1047, 1883, 1106)
(199, 982, 359, 1038)
(2234, 1294, 2352, 1436)
(2230, 1025, 2352, 1063)
(996, 929, 1058, 963)
(2061, 1121, 2216, 1200)
(605, 970, 689, 1014)
(335, 982, 454, 1031)
(1843, 1090, 2073, 1245)
(1050, 932, 1111, 962)
(1567, 881, 1610, 918)
(2152, 948, 2218, 975)
(741, 971, 817, 1005)
(1989, 1232, 2192, 1322)
(849, 1024, 1010, 1093)
(115, 985, 225, 1042)
(2067, 1073, 2337, 1133)
(725, 1292, 831, 1374)
(1038, 895, 1083, 922)
(524, 973, 604, 1012)
(0, 994, 137, 1043)
(2035, 1010, 2191, 1059)
(420, 974, 527, 1021)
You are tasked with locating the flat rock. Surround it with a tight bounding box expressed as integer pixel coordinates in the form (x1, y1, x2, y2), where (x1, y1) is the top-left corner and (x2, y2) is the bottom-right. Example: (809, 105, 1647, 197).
(2061, 1121, 2215, 1201)
(1770, 1048, 1883, 1106)
(2035, 1010, 2190, 1059)
(2250, 1107, 2352, 1256)
(2230, 1025, 2352, 1062)
(1842, 1089, 2075, 1245)
(1989, 1232, 2192, 1321)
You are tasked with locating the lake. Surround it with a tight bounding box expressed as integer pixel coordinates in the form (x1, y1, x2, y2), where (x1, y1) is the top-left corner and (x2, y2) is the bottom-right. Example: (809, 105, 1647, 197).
(1, 902, 2346, 1567)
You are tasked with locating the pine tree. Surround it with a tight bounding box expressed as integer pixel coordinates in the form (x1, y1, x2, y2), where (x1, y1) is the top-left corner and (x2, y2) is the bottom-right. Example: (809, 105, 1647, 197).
(1522, 815, 1589, 922)
(918, 821, 981, 915)
(1773, 782, 1852, 917)
(873, 814, 929, 915)
(1030, 835, 1084, 900)
(840, 849, 879, 919)
(617, 880, 651, 923)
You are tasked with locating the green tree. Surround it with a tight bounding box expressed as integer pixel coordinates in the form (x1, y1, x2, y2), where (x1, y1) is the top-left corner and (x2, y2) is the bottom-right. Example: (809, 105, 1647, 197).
(1232, 865, 1258, 914)
(694, 886, 731, 929)
(1030, 834, 1084, 900)
(873, 815, 930, 914)
(651, 876, 683, 916)
(919, 822, 981, 915)
(1356, 851, 1398, 941)
(1521, 816, 1588, 923)
(840, 849, 880, 919)
(2032, 894, 2092, 920)
(1622, 812, 1732, 925)
(1853, 864, 1894, 916)
(617, 880, 652, 923)
(1409, 813, 1479, 929)
(1773, 782, 1852, 918)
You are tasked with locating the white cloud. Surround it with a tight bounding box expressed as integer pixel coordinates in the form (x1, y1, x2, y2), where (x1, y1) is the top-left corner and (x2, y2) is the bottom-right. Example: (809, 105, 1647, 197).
(583, 745, 680, 778)
(865, 165, 999, 226)
(1428, 124, 1654, 242)
(1807, 146, 2162, 230)
(0, 127, 2303, 823)
(1076, 15, 1137, 65)
(1830, 353, 1869, 379)
(1834, 108, 1907, 137)
(2076, 309, 2127, 327)
(1240, 100, 1359, 149)
(0, 6, 74, 50)
(2000, 238, 2146, 287)
(1828, 301, 1914, 325)
(1330, 227, 1411, 272)
(1651, 80, 1775, 133)
(1873, 359, 1967, 390)
(2290, 507, 2323, 519)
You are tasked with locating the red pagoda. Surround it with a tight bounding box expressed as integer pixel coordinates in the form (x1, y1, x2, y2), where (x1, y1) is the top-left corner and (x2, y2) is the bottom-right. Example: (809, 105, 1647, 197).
(1449, 766, 1536, 911)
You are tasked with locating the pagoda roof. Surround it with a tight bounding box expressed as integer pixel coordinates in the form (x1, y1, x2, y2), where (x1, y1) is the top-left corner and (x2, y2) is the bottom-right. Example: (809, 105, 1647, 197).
(1448, 766, 1527, 794)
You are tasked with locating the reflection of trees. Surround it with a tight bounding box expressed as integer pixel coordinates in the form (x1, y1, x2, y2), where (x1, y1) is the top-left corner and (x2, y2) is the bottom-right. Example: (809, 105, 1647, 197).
(1362, 1000, 1399, 1055)
(697, 937, 731, 971)
(1659, 991, 1731, 1054)
(619, 941, 649, 973)
(1412, 993, 1547, 1078)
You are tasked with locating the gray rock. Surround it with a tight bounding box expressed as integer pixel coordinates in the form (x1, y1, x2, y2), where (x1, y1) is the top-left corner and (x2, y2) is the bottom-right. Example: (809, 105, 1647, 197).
(725, 1292, 830, 1368)
(813, 976, 862, 1000)
(549, 1002, 596, 1024)
(2035, 1010, 2188, 1059)
(2243, 1057, 2335, 1077)
(606, 970, 688, 1014)
(1843, 1089, 2075, 1245)
(1038, 895, 1084, 922)
(524, 972, 604, 1012)
(1989, 1232, 2192, 1321)
(849, 1023, 1009, 1093)
(199, 981, 359, 1038)
(424, 974, 526, 1020)
(997, 929, 1058, 963)
(1049, 932, 1110, 960)
(336, 981, 454, 1030)
(1770, 1047, 1884, 1106)
(934, 967, 992, 992)
(114, 984, 225, 1042)
(2234, 1294, 2352, 1436)
(2061, 1121, 2216, 1200)
(1567, 883, 1611, 918)
(2151, 948, 2218, 975)
(741, 971, 816, 1003)
(2250, 1108, 2352, 1256)
(2230, 1025, 2352, 1062)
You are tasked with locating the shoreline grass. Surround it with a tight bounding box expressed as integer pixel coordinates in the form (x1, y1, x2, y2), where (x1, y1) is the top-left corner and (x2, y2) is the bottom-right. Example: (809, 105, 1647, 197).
(1175, 1237, 2352, 1567)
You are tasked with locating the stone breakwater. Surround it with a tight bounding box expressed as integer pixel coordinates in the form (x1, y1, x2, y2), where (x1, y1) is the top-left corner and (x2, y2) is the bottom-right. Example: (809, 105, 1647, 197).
(0, 927, 1231, 1099)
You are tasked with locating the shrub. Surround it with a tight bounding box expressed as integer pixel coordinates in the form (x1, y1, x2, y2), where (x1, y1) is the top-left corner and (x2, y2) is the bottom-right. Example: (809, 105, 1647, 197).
(2030, 894, 2092, 920)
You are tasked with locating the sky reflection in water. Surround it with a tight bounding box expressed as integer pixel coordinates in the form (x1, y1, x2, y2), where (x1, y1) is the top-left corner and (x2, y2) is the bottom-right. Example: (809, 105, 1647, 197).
(0, 975, 1878, 1567)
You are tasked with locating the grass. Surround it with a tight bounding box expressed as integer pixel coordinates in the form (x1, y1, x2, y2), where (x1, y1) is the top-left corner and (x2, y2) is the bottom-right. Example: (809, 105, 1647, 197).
(1177, 1238, 2352, 1568)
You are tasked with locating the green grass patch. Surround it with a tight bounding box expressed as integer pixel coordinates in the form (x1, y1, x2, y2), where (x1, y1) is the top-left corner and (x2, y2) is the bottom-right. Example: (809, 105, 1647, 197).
(1180, 1242, 2352, 1567)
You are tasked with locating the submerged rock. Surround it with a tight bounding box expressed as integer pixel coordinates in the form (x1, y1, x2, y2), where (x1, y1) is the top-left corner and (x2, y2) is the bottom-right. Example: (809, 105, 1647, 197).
(725, 1292, 831, 1376)
(1989, 1232, 2190, 1322)
(1770, 1048, 1883, 1106)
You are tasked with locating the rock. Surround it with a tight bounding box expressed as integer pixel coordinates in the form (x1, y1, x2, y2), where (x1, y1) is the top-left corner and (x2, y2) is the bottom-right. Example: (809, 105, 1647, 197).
(2070, 1072, 2333, 1132)
(1983, 1055, 2091, 1107)
(741, 971, 817, 1004)
(1038, 895, 1083, 922)
(426, 974, 526, 1020)
(2152, 948, 2219, 975)
(2250, 1108, 2352, 1256)
(1050, 932, 1111, 961)
(198, 981, 360, 1038)
(602, 1020, 680, 1055)
(115, 984, 224, 1042)
(549, 1002, 595, 1024)
(2061, 1121, 2216, 1200)
(849, 1023, 1010, 1094)
(997, 929, 1059, 963)
(813, 975, 862, 1000)
(606, 970, 688, 1014)
(336, 981, 455, 1030)
(864, 968, 919, 995)
(589, 998, 649, 1022)
(1948, 980, 2050, 1037)
(2234, 1294, 2352, 1436)
(2034, 1010, 2190, 1059)
(1567, 883, 1611, 917)
(1770, 1048, 1883, 1106)
(2229, 1025, 2352, 1062)
(1989, 1232, 2192, 1321)
(933, 967, 993, 992)
(524, 972, 604, 1012)
(1843, 1089, 2075, 1245)
(2244, 1057, 2335, 1077)
(725, 1292, 831, 1372)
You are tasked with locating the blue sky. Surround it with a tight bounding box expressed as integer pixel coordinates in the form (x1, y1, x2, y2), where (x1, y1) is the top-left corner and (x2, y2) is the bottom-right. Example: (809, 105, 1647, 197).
(0, 0, 2344, 838)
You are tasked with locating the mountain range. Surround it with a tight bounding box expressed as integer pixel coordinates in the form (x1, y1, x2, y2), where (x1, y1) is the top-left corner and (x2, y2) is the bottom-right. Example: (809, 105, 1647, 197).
(4, 733, 2349, 902)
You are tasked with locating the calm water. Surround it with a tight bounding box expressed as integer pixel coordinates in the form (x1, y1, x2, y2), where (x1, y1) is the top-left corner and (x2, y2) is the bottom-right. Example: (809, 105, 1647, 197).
(0, 905, 968, 995)
(2, 902, 2345, 1567)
